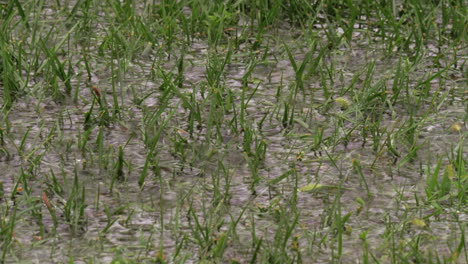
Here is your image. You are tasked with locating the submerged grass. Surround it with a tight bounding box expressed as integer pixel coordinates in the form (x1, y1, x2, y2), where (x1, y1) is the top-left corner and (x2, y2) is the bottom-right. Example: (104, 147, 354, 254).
(0, 0, 466, 263)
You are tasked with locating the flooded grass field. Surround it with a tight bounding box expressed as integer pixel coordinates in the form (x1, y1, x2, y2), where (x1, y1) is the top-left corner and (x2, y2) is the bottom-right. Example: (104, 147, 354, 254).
(0, 0, 467, 263)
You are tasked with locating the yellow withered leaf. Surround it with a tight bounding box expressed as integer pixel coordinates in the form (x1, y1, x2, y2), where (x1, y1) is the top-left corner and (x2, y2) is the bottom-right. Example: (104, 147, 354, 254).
(299, 183, 324, 192)
(449, 122, 462, 132)
(335, 97, 351, 109)
(299, 183, 350, 193)
(411, 218, 426, 227)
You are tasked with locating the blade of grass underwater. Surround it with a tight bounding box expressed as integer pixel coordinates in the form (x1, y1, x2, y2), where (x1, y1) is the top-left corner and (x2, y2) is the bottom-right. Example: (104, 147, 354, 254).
(268, 169, 294, 185)
(352, 158, 372, 198)
(397, 141, 425, 170)
(299, 183, 351, 193)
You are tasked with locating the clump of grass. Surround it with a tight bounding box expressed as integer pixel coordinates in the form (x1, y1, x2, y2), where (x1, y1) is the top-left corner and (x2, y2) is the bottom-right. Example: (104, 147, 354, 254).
(0, 0, 466, 263)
